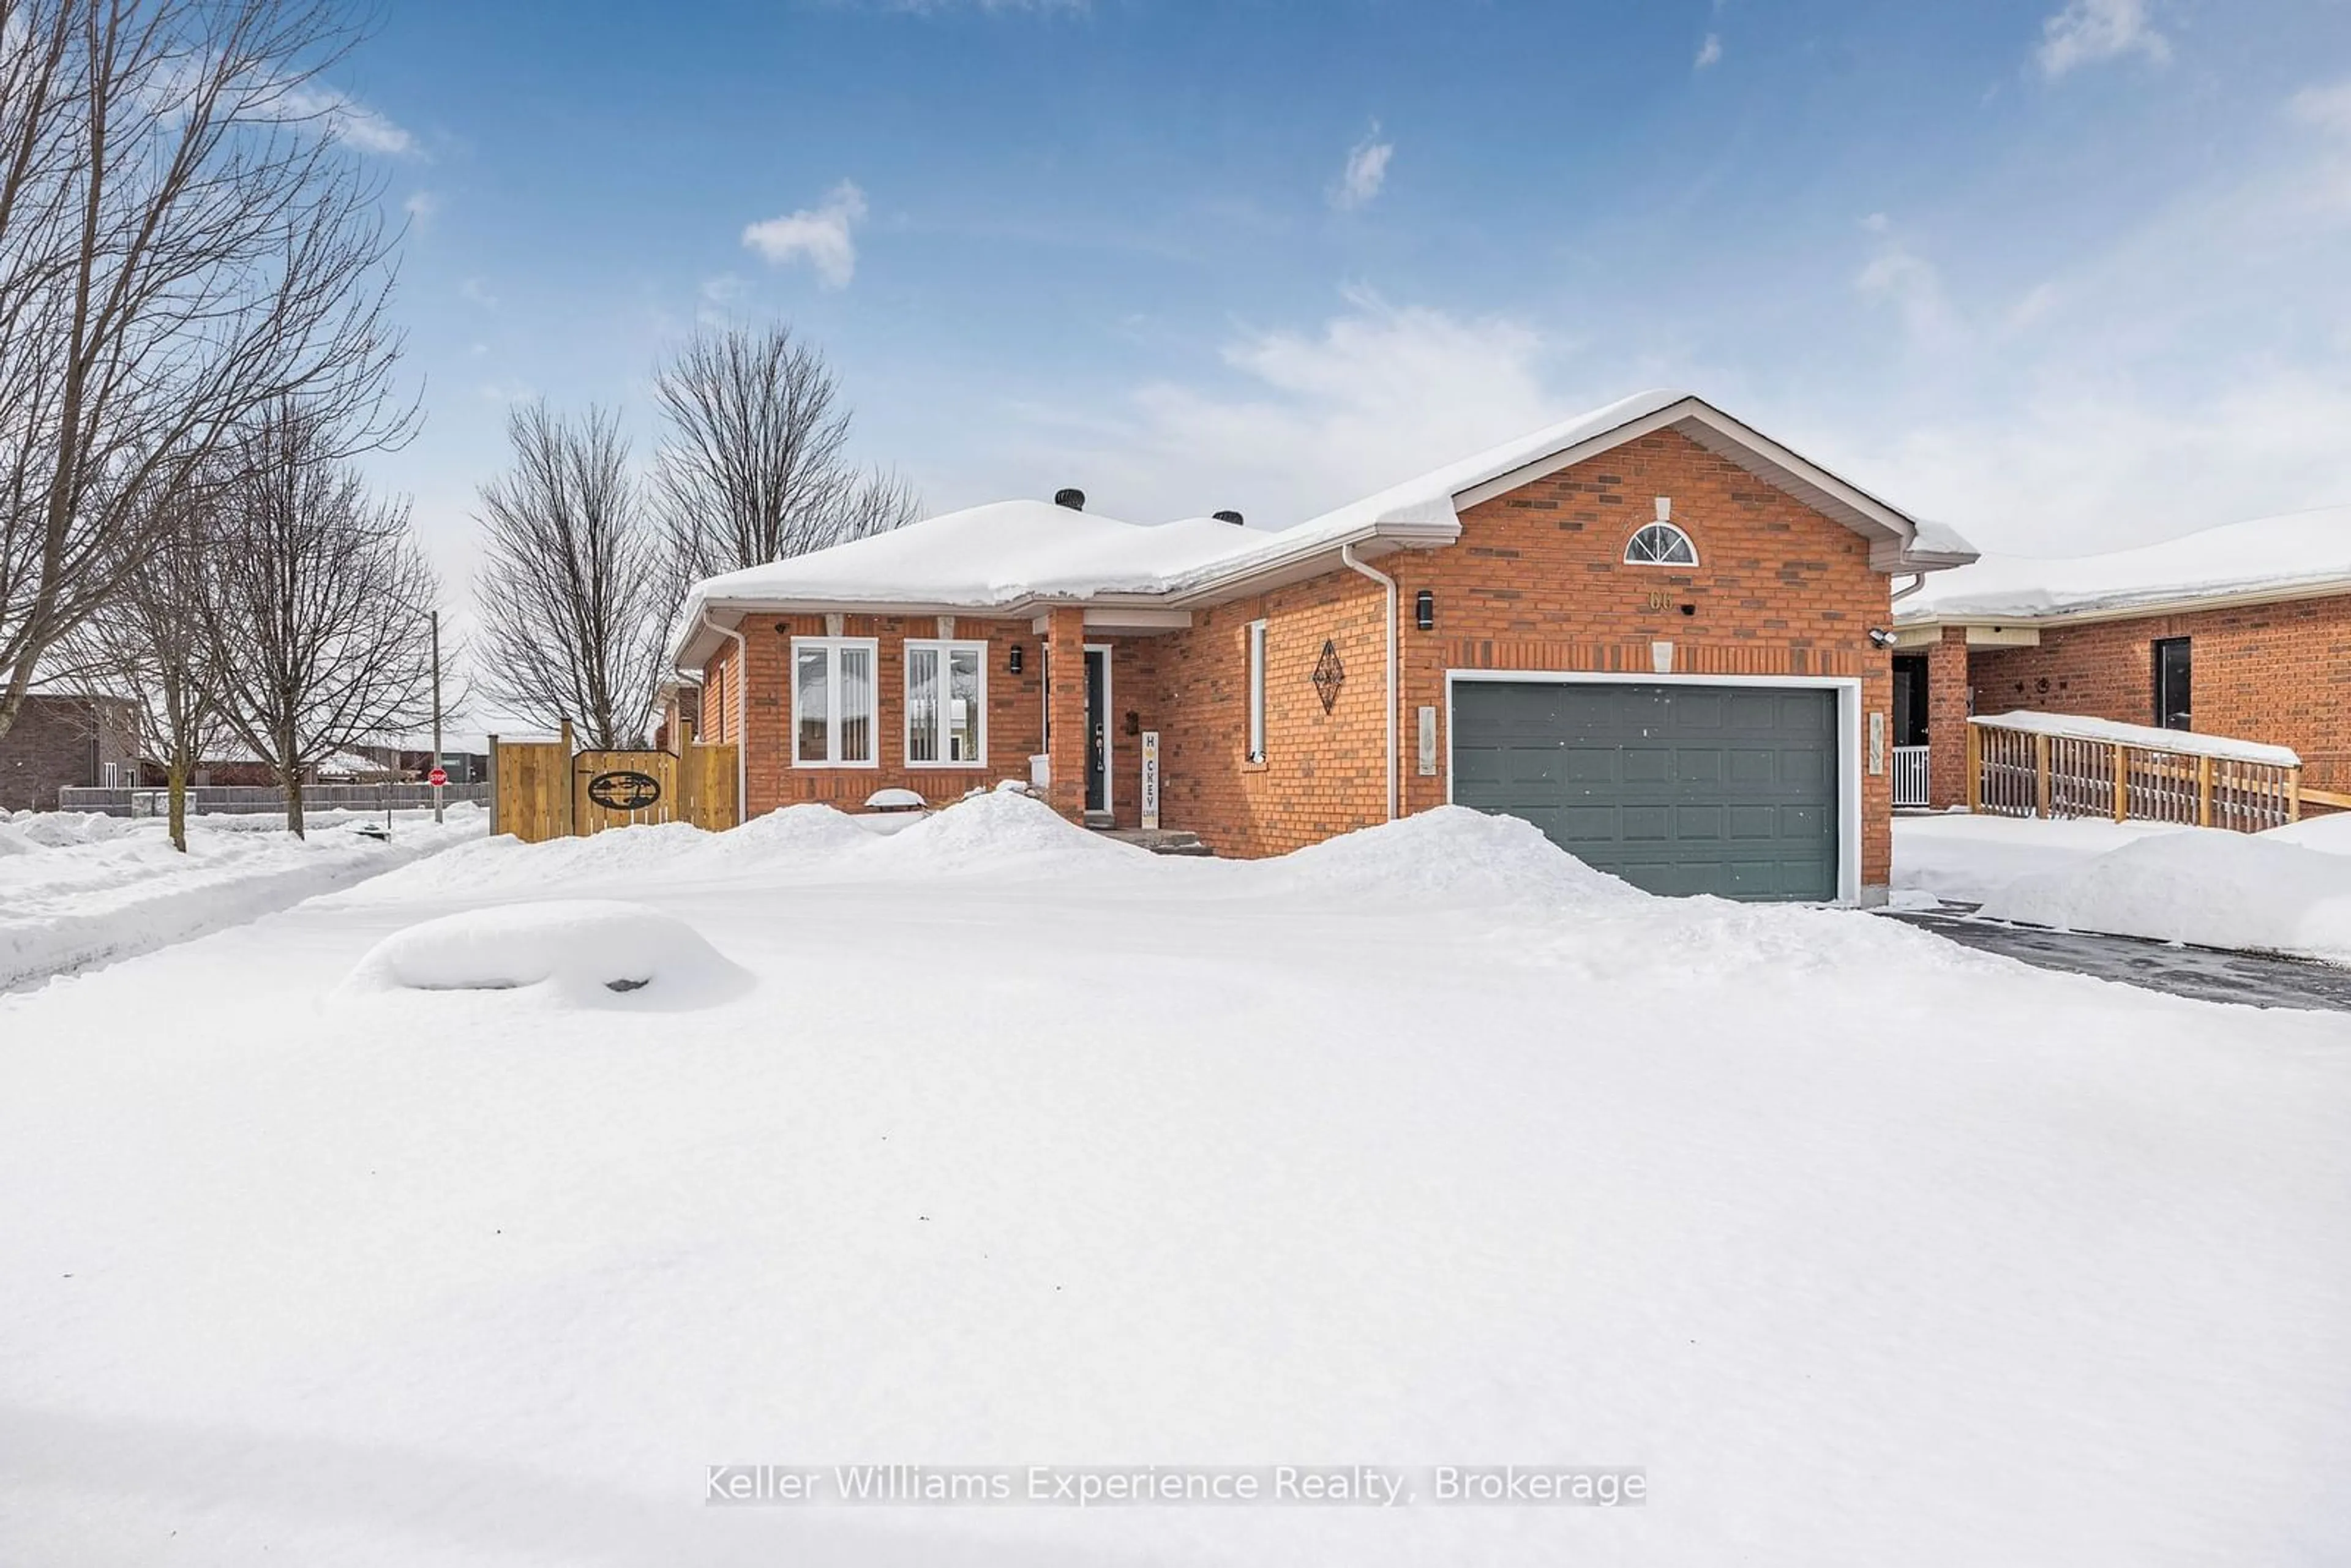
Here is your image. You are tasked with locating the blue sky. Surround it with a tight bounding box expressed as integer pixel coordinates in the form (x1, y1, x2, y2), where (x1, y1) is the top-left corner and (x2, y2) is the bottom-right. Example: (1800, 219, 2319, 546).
(339, 0, 2351, 623)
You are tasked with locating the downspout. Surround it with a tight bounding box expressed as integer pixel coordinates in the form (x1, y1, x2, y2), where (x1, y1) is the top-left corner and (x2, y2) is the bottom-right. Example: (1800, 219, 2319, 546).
(1340, 543, 1398, 822)
(700, 609, 749, 822)
(1891, 572, 1927, 603)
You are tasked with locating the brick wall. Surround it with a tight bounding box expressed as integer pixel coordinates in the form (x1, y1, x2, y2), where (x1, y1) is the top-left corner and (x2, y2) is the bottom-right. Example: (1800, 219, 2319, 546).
(1968, 593, 2351, 791)
(1925, 627, 1972, 808)
(0, 694, 135, 811)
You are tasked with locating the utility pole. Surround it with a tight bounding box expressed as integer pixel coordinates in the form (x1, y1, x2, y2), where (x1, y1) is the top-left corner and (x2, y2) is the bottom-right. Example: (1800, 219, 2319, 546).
(430, 609, 444, 825)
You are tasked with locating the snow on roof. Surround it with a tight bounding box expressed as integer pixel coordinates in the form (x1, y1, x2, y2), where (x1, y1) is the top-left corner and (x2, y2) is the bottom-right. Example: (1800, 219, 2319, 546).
(673, 388, 1965, 664)
(1900, 505, 2351, 623)
(683, 500, 1261, 612)
(1971, 709, 2300, 768)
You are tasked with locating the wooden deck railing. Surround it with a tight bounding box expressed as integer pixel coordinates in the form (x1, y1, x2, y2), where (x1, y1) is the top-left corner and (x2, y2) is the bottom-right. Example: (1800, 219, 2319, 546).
(1966, 716, 2300, 832)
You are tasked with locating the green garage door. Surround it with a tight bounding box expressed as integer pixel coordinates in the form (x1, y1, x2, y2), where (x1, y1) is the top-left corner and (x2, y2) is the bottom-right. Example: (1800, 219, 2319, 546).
(1452, 681, 1840, 901)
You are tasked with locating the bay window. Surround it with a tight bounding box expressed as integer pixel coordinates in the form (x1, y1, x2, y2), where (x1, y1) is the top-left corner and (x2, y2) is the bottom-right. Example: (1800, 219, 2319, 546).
(792, 637, 877, 766)
(906, 640, 987, 765)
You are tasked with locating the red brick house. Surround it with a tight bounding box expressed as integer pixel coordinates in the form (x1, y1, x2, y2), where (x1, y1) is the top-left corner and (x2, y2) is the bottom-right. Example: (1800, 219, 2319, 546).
(672, 391, 1976, 903)
(1891, 506, 2351, 807)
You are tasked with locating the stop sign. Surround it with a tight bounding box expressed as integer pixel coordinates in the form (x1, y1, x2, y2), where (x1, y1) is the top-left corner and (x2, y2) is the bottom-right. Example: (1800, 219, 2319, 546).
(428, 767, 448, 787)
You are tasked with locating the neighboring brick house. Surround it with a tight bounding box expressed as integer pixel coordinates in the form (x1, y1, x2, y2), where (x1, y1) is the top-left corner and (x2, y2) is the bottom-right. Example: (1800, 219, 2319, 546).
(672, 391, 1976, 903)
(1891, 506, 2351, 805)
(0, 693, 139, 811)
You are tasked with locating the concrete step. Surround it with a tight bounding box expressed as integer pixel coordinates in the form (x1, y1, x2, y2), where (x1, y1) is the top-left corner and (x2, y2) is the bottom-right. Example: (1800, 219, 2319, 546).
(1092, 827, 1214, 857)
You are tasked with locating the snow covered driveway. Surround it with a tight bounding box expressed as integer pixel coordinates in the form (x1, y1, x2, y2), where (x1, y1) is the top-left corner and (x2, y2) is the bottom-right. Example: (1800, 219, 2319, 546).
(0, 806, 487, 991)
(4, 798, 2348, 1565)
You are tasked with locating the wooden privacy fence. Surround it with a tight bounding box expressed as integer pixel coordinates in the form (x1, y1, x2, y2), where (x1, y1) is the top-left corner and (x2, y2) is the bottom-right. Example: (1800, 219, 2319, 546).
(1967, 713, 2300, 831)
(490, 724, 740, 844)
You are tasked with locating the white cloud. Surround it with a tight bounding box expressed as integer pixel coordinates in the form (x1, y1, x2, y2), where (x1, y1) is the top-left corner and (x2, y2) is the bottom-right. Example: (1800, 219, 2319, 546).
(402, 190, 438, 226)
(279, 83, 418, 156)
(1694, 33, 1723, 70)
(1049, 288, 1561, 523)
(1854, 237, 1962, 351)
(2289, 80, 2351, 137)
(458, 277, 498, 309)
(1331, 125, 1393, 211)
(742, 181, 869, 289)
(2035, 0, 2169, 81)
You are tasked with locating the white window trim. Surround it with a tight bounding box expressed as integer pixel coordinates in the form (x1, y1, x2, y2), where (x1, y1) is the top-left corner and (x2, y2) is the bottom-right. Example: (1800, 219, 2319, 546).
(1442, 670, 1863, 906)
(903, 638, 990, 768)
(1245, 619, 1268, 763)
(790, 636, 880, 768)
(1624, 522, 1699, 567)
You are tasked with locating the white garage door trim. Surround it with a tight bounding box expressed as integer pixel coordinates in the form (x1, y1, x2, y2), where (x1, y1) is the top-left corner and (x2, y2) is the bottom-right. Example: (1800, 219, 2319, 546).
(1443, 670, 1864, 906)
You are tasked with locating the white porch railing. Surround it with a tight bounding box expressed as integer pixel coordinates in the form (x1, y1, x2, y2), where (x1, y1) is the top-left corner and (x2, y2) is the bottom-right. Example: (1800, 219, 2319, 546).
(1967, 712, 2301, 832)
(1891, 745, 1930, 808)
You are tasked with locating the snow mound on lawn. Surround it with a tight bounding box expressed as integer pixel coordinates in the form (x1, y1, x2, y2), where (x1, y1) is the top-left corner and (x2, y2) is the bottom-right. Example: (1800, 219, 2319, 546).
(0, 810, 137, 853)
(1980, 831, 2351, 962)
(724, 803, 882, 861)
(2262, 812, 2351, 855)
(1264, 805, 1646, 907)
(863, 789, 1146, 874)
(347, 899, 751, 1008)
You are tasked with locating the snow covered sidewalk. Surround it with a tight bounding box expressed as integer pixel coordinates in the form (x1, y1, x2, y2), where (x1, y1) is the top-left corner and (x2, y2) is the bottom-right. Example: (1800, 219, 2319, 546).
(3, 797, 2348, 1565)
(0, 805, 488, 991)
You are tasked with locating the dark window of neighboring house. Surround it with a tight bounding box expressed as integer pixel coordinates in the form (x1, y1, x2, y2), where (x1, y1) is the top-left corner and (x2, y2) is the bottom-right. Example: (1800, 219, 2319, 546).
(2153, 637, 2192, 730)
(1891, 655, 1931, 746)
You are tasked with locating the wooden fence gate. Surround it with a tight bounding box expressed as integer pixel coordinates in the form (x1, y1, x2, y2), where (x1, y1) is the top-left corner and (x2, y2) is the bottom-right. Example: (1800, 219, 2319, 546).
(490, 726, 740, 844)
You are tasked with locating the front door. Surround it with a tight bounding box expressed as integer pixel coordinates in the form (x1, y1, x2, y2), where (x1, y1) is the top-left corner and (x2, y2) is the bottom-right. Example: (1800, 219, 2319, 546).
(1084, 647, 1109, 815)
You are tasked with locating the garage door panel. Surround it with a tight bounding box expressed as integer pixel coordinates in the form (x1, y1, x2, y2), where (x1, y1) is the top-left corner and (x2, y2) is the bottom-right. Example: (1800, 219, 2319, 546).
(1452, 681, 1841, 903)
(1620, 805, 1671, 841)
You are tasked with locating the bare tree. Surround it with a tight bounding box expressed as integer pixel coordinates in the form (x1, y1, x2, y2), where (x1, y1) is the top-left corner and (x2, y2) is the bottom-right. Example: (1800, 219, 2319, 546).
(473, 401, 665, 750)
(651, 323, 918, 595)
(65, 473, 236, 850)
(202, 405, 435, 836)
(0, 0, 412, 748)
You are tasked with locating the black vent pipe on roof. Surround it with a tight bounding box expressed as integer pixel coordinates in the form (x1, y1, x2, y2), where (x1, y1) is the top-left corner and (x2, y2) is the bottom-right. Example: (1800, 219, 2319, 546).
(1054, 488, 1085, 511)
(1213, 509, 1244, 525)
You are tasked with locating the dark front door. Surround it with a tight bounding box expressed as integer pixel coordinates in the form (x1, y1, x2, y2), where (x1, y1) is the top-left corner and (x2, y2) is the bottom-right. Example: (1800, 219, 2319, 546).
(1084, 647, 1109, 814)
(2153, 637, 2192, 730)
(1891, 655, 1930, 747)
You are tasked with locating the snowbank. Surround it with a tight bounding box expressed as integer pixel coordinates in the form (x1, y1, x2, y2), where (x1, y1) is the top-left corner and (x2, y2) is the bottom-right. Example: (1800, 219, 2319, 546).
(346, 899, 751, 1009)
(1892, 813, 2191, 905)
(2261, 812, 2351, 855)
(860, 787, 1147, 874)
(1260, 805, 1643, 907)
(0, 808, 486, 991)
(1980, 831, 2351, 961)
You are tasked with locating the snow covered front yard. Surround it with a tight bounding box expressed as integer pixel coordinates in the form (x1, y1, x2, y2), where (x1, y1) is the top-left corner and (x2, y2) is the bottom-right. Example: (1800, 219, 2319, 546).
(0, 806, 489, 991)
(4, 797, 2349, 1564)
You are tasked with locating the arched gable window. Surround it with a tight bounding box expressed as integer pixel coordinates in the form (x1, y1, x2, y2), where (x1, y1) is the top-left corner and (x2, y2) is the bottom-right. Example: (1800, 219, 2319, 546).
(1624, 522, 1698, 566)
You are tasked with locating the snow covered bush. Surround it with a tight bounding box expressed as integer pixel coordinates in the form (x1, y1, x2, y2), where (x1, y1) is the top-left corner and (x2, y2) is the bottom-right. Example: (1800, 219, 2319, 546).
(345, 899, 751, 1008)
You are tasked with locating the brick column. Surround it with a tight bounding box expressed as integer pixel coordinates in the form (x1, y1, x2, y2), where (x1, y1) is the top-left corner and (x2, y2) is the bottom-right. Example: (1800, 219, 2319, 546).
(1045, 606, 1087, 821)
(1925, 626, 1971, 808)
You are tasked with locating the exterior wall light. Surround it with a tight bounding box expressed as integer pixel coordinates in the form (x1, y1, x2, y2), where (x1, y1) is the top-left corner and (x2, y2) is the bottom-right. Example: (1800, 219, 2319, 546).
(1008, 645, 1025, 674)
(1867, 628, 1895, 649)
(1414, 589, 1434, 631)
